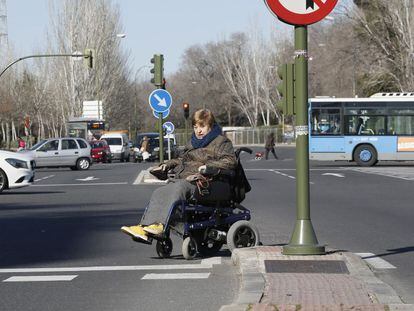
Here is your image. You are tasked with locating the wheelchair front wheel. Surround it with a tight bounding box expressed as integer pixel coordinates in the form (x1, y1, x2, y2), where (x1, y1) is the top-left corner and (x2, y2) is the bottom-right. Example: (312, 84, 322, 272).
(182, 237, 197, 260)
(227, 220, 260, 252)
(156, 238, 173, 258)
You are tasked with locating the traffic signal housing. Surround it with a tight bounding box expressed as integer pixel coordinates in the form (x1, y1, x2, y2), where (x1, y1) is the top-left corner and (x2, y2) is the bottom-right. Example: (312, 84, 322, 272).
(277, 63, 295, 115)
(150, 54, 164, 87)
(84, 48, 95, 69)
(182, 102, 190, 119)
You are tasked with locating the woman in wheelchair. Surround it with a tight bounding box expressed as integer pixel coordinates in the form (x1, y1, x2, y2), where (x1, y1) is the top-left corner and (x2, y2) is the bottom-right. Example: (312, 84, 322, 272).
(121, 109, 238, 244)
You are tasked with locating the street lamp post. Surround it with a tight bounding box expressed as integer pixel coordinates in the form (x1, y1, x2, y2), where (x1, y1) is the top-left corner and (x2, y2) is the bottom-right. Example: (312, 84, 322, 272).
(95, 33, 126, 121)
(132, 65, 151, 137)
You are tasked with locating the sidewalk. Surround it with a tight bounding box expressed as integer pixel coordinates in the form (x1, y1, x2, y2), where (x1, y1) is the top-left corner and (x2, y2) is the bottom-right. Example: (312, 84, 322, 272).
(221, 246, 413, 311)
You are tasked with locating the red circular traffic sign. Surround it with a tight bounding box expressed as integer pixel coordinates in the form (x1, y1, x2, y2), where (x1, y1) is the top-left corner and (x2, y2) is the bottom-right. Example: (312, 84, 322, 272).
(265, 0, 338, 25)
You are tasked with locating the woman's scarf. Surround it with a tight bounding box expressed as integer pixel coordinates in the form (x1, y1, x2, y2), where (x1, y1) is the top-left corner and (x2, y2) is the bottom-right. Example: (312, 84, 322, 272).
(191, 123, 222, 149)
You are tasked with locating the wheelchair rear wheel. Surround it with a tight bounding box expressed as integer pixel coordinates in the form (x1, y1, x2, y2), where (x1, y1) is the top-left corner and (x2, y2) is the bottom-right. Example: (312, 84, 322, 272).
(182, 237, 198, 260)
(227, 220, 260, 252)
(156, 238, 173, 258)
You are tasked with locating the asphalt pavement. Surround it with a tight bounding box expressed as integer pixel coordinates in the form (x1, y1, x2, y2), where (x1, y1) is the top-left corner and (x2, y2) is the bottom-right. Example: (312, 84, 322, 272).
(0, 146, 413, 310)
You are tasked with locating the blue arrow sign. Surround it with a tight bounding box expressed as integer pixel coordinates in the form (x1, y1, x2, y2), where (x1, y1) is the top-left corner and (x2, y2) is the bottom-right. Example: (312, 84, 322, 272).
(148, 89, 172, 113)
(163, 121, 175, 134)
(153, 109, 170, 119)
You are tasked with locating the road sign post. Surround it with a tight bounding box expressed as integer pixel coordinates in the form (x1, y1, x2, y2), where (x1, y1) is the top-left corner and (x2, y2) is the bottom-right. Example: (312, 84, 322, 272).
(148, 88, 172, 164)
(163, 122, 175, 161)
(264, 0, 338, 255)
(282, 26, 325, 255)
(158, 113, 164, 163)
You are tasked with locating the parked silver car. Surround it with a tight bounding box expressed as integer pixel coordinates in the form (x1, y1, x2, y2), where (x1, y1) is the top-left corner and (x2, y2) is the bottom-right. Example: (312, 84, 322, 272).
(23, 138, 92, 170)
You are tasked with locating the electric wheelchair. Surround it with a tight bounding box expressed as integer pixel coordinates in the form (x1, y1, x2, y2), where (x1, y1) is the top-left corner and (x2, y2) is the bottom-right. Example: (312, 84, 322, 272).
(149, 147, 260, 260)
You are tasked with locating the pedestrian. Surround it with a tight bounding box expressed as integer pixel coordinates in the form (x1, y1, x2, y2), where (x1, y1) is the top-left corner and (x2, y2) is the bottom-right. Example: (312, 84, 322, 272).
(121, 109, 237, 244)
(17, 136, 26, 151)
(264, 132, 278, 160)
(140, 136, 150, 162)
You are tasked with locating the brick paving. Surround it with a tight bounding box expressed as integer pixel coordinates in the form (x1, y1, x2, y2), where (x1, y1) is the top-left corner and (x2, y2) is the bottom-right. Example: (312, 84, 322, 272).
(220, 246, 413, 311)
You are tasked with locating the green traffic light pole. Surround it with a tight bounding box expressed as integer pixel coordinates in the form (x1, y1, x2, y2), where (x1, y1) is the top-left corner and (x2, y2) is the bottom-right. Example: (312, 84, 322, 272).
(184, 118, 189, 143)
(0, 53, 87, 79)
(158, 112, 164, 163)
(283, 25, 325, 255)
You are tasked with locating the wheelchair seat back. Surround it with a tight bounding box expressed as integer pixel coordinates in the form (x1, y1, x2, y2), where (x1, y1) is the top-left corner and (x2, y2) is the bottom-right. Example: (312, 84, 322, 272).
(191, 147, 252, 206)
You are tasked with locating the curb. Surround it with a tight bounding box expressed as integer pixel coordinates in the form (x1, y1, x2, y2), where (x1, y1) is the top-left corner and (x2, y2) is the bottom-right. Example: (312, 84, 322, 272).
(220, 246, 413, 311)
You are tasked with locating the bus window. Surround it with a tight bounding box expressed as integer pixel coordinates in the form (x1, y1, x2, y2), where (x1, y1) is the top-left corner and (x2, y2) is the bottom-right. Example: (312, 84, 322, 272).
(345, 115, 385, 135)
(311, 108, 341, 135)
(387, 115, 414, 135)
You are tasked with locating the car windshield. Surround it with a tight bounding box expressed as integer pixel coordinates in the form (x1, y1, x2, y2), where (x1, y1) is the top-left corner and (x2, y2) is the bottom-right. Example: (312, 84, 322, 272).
(30, 140, 47, 150)
(152, 138, 175, 147)
(90, 141, 106, 148)
(104, 138, 122, 145)
(136, 134, 158, 147)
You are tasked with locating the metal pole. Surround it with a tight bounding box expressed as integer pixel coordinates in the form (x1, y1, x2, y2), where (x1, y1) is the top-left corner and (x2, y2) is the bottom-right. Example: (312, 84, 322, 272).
(159, 113, 164, 163)
(167, 136, 171, 160)
(185, 119, 189, 143)
(0, 54, 83, 79)
(283, 26, 325, 255)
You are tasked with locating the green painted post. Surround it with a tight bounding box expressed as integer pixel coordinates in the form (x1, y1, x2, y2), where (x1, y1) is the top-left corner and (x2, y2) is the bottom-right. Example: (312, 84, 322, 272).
(283, 26, 325, 255)
(159, 113, 164, 163)
(185, 119, 189, 143)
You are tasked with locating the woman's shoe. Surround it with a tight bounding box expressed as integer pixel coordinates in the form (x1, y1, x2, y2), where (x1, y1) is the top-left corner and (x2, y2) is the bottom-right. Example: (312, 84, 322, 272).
(143, 223, 164, 236)
(121, 225, 152, 244)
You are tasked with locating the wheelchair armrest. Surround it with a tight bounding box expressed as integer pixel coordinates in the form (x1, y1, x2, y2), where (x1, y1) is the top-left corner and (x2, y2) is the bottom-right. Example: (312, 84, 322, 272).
(199, 166, 235, 178)
(235, 147, 253, 159)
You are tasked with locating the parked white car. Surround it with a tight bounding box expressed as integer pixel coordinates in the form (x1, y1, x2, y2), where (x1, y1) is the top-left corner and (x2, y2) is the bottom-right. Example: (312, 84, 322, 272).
(0, 150, 35, 193)
(22, 137, 92, 170)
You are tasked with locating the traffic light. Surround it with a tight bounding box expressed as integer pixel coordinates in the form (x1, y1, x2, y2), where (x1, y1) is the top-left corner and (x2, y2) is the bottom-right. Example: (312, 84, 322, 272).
(182, 102, 190, 119)
(276, 63, 295, 115)
(84, 48, 95, 69)
(150, 54, 164, 87)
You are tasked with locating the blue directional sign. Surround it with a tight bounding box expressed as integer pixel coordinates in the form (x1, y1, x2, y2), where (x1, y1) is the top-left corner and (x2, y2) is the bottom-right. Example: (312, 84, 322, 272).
(153, 109, 170, 119)
(163, 121, 175, 134)
(148, 89, 172, 113)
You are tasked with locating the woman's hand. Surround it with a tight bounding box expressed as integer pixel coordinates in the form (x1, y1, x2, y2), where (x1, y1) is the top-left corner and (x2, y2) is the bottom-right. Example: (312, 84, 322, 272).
(159, 164, 168, 171)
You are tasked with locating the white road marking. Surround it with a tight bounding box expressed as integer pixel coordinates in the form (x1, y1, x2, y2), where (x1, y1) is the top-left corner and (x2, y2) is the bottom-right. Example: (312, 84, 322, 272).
(346, 167, 414, 181)
(133, 170, 146, 185)
(356, 253, 397, 269)
(76, 176, 100, 181)
(0, 257, 222, 274)
(142, 273, 210, 280)
(3, 275, 78, 282)
(34, 175, 55, 182)
(245, 168, 349, 171)
(322, 173, 345, 178)
(270, 170, 314, 184)
(32, 182, 128, 187)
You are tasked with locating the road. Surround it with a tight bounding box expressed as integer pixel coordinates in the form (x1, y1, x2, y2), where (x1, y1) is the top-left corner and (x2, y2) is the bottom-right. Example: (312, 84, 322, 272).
(0, 146, 413, 310)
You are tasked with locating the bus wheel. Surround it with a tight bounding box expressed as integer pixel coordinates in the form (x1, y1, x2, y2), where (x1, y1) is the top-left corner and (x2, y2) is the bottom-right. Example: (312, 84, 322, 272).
(354, 145, 377, 167)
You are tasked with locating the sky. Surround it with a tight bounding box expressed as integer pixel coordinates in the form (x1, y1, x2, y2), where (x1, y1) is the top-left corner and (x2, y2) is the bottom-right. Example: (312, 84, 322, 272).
(6, 0, 285, 75)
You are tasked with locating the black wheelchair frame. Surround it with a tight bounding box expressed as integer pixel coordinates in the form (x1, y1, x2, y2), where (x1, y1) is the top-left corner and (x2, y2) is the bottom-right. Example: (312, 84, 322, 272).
(151, 147, 260, 260)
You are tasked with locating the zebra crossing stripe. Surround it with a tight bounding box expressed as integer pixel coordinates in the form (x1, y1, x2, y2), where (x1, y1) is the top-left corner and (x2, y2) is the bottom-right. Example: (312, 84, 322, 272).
(0, 257, 222, 274)
(142, 273, 210, 280)
(3, 275, 78, 282)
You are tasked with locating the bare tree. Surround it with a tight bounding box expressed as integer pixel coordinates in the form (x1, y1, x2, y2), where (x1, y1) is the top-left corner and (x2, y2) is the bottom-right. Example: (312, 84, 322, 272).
(217, 30, 277, 127)
(351, 0, 414, 94)
(46, 0, 130, 129)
